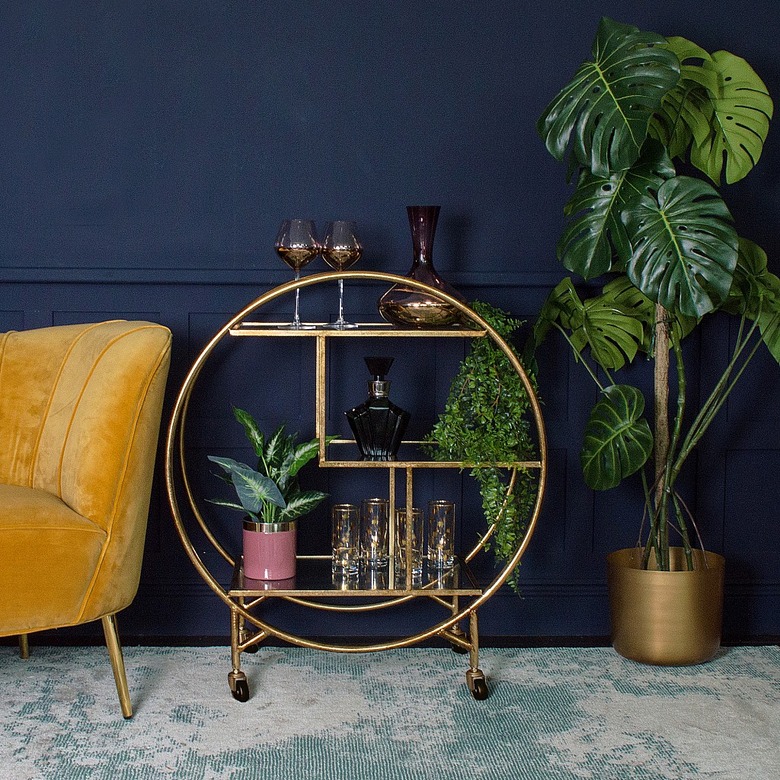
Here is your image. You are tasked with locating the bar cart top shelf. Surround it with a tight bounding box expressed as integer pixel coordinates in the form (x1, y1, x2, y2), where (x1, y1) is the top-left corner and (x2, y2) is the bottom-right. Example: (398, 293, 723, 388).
(229, 321, 487, 337)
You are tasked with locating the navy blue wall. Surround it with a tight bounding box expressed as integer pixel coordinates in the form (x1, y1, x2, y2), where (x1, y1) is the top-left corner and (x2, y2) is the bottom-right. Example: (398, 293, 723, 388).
(2, 1, 778, 642)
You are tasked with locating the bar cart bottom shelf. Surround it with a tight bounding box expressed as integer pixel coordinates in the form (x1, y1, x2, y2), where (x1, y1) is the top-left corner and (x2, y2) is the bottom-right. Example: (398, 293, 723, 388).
(225, 557, 490, 702)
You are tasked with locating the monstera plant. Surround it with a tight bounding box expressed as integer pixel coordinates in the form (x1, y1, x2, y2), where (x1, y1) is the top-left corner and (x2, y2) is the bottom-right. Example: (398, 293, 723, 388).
(530, 16, 777, 582)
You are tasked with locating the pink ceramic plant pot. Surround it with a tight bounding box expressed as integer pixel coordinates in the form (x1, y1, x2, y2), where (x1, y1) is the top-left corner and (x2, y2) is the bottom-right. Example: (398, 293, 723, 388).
(242, 520, 297, 581)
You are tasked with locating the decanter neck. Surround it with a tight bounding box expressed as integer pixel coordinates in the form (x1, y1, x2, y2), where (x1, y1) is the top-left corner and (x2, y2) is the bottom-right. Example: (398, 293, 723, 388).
(408, 205, 440, 266)
(368, 379, 390, 398)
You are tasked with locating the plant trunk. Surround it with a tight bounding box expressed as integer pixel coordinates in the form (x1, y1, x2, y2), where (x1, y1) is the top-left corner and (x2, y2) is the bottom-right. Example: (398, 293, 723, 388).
(652, 304, 671, 568)
(654, 304, 670, 496)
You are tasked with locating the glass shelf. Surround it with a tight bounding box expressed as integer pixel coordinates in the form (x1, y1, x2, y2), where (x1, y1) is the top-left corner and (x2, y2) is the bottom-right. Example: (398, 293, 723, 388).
(229, 321, 485, 338)
(228, 556, 482, 598)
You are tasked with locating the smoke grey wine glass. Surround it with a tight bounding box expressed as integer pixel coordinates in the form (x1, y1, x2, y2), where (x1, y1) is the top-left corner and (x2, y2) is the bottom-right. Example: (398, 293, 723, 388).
(274, 219, 320, 329)
(321, 220, 362, 329)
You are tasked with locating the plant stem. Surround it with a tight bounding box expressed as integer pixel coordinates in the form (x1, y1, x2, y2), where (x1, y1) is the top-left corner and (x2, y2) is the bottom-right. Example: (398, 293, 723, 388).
(667, 336, 689, 556)
(672, 491, 694, 569)
(673, 314, 763, 482)
(551, 322, 607, 390)
(649, 304, 671, 570)
(646, 308, 688, 569)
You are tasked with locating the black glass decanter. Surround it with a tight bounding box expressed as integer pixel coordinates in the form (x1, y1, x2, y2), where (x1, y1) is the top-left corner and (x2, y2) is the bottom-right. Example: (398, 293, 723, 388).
(346, 357, 410, 461)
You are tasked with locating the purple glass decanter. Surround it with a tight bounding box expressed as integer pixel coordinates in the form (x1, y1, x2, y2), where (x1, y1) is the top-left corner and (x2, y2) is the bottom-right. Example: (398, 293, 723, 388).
(378, 206, 465, 328)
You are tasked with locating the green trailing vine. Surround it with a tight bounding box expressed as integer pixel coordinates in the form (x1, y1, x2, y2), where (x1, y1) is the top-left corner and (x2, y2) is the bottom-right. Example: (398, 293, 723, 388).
(424, 301, 539, 590)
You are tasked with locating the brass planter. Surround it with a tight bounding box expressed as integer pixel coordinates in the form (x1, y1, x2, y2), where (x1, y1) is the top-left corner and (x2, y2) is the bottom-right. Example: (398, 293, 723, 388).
(607, 547, 725, 666)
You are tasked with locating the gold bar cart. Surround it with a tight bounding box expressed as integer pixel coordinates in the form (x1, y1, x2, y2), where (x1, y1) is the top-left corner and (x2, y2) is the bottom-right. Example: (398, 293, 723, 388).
(165, 271, 547, 702)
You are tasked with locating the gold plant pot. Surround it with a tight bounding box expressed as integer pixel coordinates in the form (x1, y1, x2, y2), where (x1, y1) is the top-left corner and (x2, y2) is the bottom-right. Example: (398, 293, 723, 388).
(607, 546, 725, 666)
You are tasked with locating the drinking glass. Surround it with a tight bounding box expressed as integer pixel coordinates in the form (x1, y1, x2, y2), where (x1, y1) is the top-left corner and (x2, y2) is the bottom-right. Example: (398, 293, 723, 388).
(395, 507, 423, 577)
(274, 219, 319, 329)
(331, 504, 360, 575)
(364, 567, 388, 590)
(361, 497, 389, 568)
(427, 500, 455, 569)
(321, 220, 362, 329)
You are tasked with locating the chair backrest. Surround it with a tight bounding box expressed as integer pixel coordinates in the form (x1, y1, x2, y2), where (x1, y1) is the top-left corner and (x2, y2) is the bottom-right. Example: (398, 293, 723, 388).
(0, 320, 172, 619)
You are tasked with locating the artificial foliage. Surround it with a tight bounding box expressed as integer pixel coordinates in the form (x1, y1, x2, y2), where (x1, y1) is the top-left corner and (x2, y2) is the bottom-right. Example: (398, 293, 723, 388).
(208, 407, 334, 524)
(425, 301, 538, 587)
(532, 17, 777, 570)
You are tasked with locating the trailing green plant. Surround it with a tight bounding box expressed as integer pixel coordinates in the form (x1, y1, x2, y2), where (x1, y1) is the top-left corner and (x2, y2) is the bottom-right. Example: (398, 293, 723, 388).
(530, 17, 777, 570)
(208, 407, 335, 524)
(424, 301, 539, 588)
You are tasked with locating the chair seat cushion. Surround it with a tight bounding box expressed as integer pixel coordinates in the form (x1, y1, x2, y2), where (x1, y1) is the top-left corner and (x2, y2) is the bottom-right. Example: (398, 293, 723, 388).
(0, 484, 107, 634)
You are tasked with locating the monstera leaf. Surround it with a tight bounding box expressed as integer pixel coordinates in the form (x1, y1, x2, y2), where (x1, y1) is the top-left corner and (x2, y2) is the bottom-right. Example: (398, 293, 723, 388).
(537, 17, 680, 177)
(529, 277, 583, 358)
(531, 277, 648, 371)
(579, 296, 647, 371)
(581, 385, 653, 491)
(649, 39, 772, 184)
(726, 237, 771, 316)
(650, 37, 717, 158)
(726, 238, 780, 363)
(758, 295, 780, 365)
(621, 175, 738, 317)
(689, 51, 773, 185)
(558, 141, 676, 278)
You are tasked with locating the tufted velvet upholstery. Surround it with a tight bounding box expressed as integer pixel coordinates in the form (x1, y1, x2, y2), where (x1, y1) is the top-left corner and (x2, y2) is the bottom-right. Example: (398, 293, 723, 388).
(0, 321, 171, 717)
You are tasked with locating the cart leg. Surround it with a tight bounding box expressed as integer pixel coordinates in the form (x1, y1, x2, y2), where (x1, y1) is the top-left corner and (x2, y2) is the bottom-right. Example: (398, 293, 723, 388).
(448, 625, 469, 654)
(448, 597, 469, 654)
(465, 610, 488, 700)
(228, 607, 250, 702)
(238, 597, 259, 653)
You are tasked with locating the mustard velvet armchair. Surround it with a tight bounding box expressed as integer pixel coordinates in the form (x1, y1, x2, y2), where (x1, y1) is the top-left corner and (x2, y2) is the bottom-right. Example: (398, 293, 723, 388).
(0, 320, 172, 718)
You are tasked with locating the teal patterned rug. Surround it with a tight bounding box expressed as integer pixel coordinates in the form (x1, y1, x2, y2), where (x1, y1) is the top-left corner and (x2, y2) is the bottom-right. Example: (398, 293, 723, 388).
(1, 645, 778, 779)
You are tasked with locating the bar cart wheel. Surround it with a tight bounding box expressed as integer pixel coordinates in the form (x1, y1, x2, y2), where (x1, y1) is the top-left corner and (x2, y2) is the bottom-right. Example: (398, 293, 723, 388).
(467, 669, 489, 700)
(229, 672, 250, 702)
(472, 679, 489, 700)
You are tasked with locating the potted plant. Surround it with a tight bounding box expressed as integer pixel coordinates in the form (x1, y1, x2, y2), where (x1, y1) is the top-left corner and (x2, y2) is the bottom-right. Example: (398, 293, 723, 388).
(530, 17, 776, 663)
(209, 407, 334, 581)
(425, 301, 539, 591)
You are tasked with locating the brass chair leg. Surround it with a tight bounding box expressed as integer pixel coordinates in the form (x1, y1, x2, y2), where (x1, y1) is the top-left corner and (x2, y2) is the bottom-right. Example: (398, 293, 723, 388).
(18, 634, 29, 660)
(101, 614, 133, 719)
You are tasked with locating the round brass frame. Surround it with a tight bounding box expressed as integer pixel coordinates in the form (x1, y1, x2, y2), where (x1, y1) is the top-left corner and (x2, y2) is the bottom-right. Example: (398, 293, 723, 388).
(164, 271, 547, 690)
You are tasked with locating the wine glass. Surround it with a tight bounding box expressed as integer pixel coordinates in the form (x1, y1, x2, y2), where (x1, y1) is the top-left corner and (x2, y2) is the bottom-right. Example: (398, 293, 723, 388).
(321, 220, 363, 329)
(274, 219, 320, 329)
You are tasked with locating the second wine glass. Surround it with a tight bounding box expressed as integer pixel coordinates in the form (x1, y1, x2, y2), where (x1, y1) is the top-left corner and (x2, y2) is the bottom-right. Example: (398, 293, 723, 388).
(321, 220, 362, 329)
(274, 219, 320, 329)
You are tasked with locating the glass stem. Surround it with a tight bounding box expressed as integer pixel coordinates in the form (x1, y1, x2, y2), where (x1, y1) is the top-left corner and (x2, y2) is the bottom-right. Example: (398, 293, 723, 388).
(338, 278, 345, 324)
(293, 270, 302, 326)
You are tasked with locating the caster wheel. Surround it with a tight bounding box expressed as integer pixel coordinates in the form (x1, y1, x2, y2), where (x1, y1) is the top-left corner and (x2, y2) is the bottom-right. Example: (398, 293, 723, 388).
(471, 678, 489, 700)
(244, 643, 259, 654)
(450, 643, 468, 655)
(232, 679, 250, 702)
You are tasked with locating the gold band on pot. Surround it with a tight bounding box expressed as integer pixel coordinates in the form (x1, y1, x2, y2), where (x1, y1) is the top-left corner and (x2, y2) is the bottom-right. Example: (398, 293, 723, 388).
(243, 519, 296, 534)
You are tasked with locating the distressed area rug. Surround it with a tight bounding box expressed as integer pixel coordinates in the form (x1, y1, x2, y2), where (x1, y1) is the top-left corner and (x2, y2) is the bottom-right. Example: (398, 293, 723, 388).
(0, 645, 778, 779)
